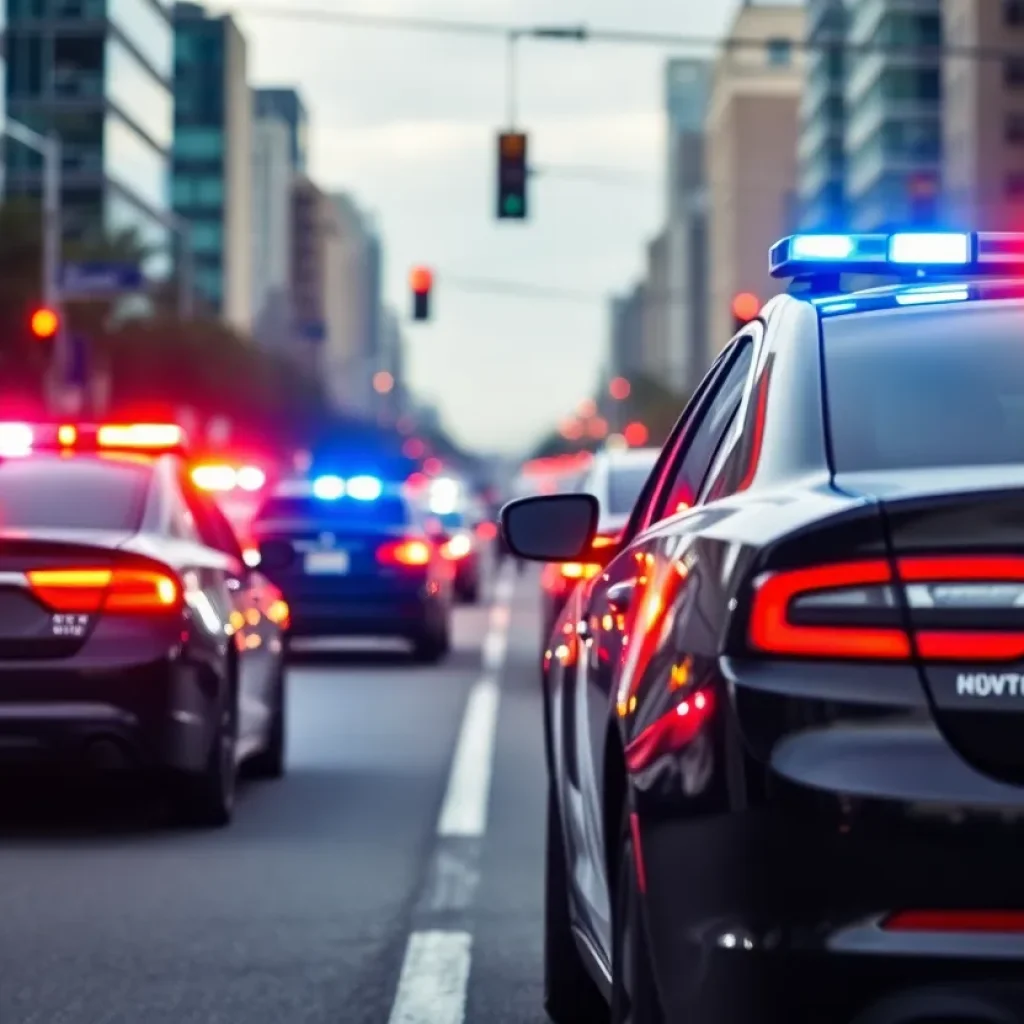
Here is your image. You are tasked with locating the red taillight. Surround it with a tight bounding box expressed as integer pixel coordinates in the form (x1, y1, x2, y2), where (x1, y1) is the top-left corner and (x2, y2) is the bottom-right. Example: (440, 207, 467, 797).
(378, 539, 432, 567)
(476, 521, 498, 541)
(884, 910, 1024, 933)
(27, 566, 181, 614)
(624, 690, 714, 773)
(747, 555, 1024, 662)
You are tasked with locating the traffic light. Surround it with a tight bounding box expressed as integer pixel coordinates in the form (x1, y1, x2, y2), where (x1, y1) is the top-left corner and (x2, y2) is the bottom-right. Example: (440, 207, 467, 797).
(731, 292, 759, 332)
(410, 266, 433, 321)
(30, 307, 59, 340)
(496, 131, 528, 220)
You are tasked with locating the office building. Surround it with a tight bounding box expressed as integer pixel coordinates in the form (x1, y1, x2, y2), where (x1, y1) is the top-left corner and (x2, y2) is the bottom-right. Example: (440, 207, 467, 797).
(844, 0, 943, 230)
(943, 0, 1024, 229)
(798, 0, 847, 227)
(664, 56, 712, 390)
(172, 1, 252, 332)
(705, 1, 803, 357)
(251, 112, 293, 349)
(4, 0, 175, 271)
(254, 87, 307, 174)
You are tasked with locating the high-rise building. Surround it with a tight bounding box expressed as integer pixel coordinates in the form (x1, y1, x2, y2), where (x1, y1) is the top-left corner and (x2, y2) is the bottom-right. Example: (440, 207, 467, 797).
(664, 57, 712, 391)
(943, 0, 1024, 229)
(705, 1, 803, 358)
(254, 88, 307, 174)
(251, 113, 293, 350)
(4, 0, 175, 269)
(844, 0, 943, 230)
(798, 0, 847, 227)
(172, 1, 252, 332)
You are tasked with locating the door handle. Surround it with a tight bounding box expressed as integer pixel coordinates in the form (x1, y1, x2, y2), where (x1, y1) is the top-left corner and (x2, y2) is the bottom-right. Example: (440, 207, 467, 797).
(607, 580, 634, 615)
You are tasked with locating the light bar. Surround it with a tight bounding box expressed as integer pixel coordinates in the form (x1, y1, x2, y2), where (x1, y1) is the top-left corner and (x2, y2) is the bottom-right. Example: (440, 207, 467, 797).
(767, 231, 1024, 280)
(0, 422, 188, 457)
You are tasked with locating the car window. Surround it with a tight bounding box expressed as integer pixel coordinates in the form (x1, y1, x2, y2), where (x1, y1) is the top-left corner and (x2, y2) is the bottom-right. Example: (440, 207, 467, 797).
(650, 339, 754, 522)
(179, 473, 243, 560)
(823, 302, 1024, 471)
(0, 457, 150, 530)
(254, 495, 411, 528)
(607, 463, 654, 516)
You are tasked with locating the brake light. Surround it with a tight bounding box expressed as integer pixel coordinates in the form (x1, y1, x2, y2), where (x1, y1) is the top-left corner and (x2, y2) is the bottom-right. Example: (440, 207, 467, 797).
(560, 562, 601, 580)
(26, 566, 181, 614)
(747, 555, 1024, 662)
(884, 911, 1024, 933)
(378, 539, 432, 567)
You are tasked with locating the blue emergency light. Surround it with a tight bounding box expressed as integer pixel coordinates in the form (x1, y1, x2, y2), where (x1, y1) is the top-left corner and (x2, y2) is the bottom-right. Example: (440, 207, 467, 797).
(310, 473, 384, 501)
(769, 231, 1024, 281)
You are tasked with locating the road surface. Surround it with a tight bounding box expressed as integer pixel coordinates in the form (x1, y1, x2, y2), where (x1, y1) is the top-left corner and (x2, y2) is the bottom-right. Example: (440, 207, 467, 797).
(0, 564, 552, 1024)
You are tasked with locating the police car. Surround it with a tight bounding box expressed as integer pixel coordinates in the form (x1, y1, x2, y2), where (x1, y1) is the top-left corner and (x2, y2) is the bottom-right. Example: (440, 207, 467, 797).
(252, 470, 453, 662)
(501, 232, 1024, 1024)
(0, 422, 289, 827)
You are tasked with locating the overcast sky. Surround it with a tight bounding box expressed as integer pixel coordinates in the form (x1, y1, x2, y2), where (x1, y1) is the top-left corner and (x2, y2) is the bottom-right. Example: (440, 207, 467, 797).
(229, 0, 754, 453)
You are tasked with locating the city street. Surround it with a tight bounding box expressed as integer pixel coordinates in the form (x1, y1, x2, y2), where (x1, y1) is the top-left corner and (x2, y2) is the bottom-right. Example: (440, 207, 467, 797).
(0, 565, 551, 1024)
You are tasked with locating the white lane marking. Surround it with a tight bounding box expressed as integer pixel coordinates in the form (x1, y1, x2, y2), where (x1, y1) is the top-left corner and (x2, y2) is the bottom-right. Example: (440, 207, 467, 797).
(437, 678, 500, 837)
(481, 629, 507, 672)
(386, 931, 472, 1024)
(493, 566, 516, 604)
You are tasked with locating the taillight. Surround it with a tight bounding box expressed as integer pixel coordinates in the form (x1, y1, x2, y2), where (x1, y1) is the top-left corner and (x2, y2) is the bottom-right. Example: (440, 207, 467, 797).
(560, 562, 601, 580)
(378, 539, 432, 567)
(747, 555, 1024, 662)
(27, 566, 181, 614)
(884, 910, 1024, 933)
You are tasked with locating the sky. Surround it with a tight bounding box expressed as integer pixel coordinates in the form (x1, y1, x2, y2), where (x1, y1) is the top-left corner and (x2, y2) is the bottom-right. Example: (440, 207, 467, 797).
(227, 0, 751, 453)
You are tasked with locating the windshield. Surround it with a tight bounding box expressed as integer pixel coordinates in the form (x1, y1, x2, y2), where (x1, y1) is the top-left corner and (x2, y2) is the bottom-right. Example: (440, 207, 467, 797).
(606, 463, 654, 516)
(0, 458, 149, 530)
(823, 303, 1024, 472)
(254, 494, 411, 529)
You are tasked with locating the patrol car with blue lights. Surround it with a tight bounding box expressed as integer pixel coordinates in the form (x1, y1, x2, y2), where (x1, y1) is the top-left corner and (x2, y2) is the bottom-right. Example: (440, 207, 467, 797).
(500, 231, 1024, 1024)
(0, 422, 290, 828)
(252, 470, 453, 662)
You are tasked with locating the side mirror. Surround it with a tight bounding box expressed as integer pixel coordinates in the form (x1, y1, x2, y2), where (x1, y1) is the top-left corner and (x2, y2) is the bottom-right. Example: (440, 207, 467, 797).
(258, 538, 294, 572)
(500, 493, 599, 563)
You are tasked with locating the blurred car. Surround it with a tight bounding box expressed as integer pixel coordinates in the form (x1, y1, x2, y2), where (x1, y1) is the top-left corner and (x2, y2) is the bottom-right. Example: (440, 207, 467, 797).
(0, 421, 289, 827)
(252, 471, 453, 662)
(539, 447, 659, 644)
(188, 454, 274, 565)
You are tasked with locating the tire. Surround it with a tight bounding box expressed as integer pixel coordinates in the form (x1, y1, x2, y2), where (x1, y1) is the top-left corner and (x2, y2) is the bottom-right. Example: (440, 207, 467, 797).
(544, 785, 610, 1024)
(456, 575, 481, 605)
(411, 608, 450, 664)
(247, 662, 286, 780)
(173, 688, 238, 829)
(610, 808, 664, 1024)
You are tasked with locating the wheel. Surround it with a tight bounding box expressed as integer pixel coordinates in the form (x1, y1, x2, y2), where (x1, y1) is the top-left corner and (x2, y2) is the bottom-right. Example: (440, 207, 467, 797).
(544, 785, 609, 1024)
(456, 574, 481, 605)
(173, 689, 238, 828)
(610, 808, 664, 1024)
(247, 662, 286, 780)
(411, 608, 450, 664)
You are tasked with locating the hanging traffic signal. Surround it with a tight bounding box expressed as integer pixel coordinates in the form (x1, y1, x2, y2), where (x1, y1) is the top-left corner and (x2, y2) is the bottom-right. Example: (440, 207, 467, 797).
(410, 266, 433, 321)
(30, 307, 59, 340)
(496, 131, 528, 220)
(731, 292, 759, 332)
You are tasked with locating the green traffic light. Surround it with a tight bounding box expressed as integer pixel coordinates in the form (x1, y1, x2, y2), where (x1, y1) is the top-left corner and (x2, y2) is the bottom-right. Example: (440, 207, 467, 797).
(503, 195, 524, 216)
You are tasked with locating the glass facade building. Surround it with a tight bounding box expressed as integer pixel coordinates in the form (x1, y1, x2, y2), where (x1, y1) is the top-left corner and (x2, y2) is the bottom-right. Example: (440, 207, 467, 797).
(843, 0, 943, 230)
(4, 0, 174, 272)
(798, 0, 846, 227)
(254, 87, 307, 174)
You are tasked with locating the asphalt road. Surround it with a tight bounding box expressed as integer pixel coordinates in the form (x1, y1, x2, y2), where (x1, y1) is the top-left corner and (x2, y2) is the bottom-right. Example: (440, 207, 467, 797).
(0, 561, 552, 1024)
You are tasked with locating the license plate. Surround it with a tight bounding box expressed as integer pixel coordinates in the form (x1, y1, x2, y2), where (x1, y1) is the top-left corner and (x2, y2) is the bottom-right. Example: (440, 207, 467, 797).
(304, 550, 350, 574)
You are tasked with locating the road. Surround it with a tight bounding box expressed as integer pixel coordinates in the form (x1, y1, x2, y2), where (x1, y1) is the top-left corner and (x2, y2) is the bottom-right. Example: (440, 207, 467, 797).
(0, 563, 551, 1024)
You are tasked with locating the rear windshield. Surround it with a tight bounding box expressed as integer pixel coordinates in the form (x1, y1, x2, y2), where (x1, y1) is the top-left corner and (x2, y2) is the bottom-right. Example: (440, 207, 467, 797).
(607, 464, 654, 515)
(254, 495, 410, 528)
(0, 457, 149, 530)
(823, 302, 1024, 472)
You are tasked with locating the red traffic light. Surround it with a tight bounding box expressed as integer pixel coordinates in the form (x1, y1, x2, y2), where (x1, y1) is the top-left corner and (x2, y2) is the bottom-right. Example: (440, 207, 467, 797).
(731, 292, 760, 323)
(409, 266, 433, 294)
(30, 307, 59, 339)
(624, 421, 648, 447)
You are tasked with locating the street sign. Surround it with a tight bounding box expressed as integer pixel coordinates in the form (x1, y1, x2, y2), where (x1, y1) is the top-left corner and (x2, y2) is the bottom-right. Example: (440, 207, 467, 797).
(60, 262, 144, 297)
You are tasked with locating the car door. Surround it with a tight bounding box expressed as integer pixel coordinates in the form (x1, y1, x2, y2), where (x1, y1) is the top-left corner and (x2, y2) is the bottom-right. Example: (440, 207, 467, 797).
(565, 331, 759, 954)
(178, 473, 274, 747)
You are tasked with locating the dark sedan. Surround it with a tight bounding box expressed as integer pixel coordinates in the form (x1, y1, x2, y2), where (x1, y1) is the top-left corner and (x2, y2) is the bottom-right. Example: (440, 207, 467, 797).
(0, 422, 289, 827)
(502, 231, 1024, 1023)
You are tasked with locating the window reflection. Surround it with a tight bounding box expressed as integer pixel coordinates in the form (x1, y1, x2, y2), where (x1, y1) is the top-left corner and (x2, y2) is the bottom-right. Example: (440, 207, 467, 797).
(108, 0, 172, 80)
(106, 38, 173, 149)
(104, 113, 170, 215)
(106, 188, 171, 279)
